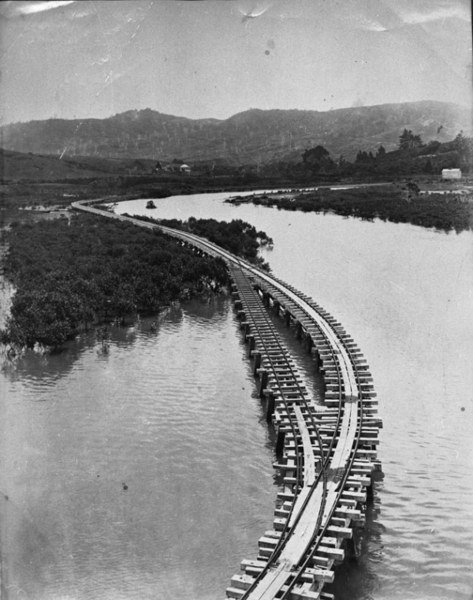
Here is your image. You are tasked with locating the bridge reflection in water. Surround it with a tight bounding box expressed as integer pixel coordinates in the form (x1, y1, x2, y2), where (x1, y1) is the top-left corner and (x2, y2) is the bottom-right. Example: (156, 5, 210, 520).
(73, 200, 382, 600)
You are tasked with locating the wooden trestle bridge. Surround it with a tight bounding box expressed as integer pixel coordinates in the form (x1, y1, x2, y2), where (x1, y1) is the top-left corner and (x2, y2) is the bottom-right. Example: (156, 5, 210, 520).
(73, 200, 382, 600)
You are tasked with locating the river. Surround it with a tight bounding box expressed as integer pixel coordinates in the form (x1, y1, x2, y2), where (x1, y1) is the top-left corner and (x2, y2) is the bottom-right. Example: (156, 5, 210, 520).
(1, 191, 472, 600)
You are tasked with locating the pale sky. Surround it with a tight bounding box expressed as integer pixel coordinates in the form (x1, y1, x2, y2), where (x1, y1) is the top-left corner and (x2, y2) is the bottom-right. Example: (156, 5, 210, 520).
(0, 0, 471, 124)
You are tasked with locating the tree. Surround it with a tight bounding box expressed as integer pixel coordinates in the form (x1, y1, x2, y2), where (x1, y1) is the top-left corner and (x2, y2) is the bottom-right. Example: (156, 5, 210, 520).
(355, 150, 369, 163)
(302, 145, 330, 163)
(406, 180, 420, 197)
(399, 129, 423, 150)
(301, 145, 336, 174)
(376, 145, 386, 157)
(424, 158, 433, 174)
(454, 132, 473, 173)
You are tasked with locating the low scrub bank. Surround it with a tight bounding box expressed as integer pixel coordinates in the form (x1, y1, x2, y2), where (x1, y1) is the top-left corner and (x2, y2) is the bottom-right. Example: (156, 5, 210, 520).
(0, 214, 229, 350)
(131, 215, 273, 271)
(231, 185, 473, 233)
(1, 213, 274, 350)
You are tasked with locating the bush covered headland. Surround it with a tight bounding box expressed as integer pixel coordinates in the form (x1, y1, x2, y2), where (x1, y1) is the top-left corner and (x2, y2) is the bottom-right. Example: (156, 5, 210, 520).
(1, 213, 265, 350)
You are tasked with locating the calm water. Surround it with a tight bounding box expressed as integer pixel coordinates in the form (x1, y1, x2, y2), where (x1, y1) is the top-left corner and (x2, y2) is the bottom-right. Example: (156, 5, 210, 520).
(1, 192, 472, 600)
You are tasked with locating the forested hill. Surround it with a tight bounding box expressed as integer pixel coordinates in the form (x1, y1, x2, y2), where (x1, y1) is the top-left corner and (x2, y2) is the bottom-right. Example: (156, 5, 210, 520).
(1, 101, 470, 164)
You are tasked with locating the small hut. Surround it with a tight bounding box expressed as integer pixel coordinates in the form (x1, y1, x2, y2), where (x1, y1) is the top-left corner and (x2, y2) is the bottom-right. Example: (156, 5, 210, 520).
(441, 168, 462, 180)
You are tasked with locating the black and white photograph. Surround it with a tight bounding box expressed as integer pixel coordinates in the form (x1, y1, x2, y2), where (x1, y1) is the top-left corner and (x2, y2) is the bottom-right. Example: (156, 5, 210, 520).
(0, 1, 472, 599)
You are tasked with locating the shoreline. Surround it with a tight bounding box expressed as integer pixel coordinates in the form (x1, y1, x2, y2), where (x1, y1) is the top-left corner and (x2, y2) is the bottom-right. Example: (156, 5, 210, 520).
(225, 183, 473, 233)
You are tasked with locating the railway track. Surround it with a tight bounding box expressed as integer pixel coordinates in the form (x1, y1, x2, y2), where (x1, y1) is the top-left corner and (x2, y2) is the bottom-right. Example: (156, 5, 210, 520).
(72, 200, 382, 600)
(227, 267, 380, 600)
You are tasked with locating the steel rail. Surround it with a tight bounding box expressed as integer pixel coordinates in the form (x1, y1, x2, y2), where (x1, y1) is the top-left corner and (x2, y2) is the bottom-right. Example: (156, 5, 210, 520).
(228, 276, 367, 599)
(230, 263, 332, 588)
(279, 351, 366, 600)
(210, 264, 356, 599)
(231, 263, 306, 545)
(72, 201, 368, 600)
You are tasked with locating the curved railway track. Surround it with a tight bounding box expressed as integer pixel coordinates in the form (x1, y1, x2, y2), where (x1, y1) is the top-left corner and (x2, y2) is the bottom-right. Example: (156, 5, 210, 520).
(229, 266, 330, 569)
(227, 268, 374, 600)
(72, 200, 381, 600)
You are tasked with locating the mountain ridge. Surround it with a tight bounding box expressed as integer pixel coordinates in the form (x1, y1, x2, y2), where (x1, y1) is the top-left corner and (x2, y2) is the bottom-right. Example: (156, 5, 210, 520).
(1, 101, 471, 165)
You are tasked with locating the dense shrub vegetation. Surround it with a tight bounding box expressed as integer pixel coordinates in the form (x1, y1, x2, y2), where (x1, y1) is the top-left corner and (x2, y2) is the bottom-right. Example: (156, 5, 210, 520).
(240, 185, 473, 233)
(130, 215, 273, 270)
(1, 214, 230, 349)
(292, 188, 473, 232)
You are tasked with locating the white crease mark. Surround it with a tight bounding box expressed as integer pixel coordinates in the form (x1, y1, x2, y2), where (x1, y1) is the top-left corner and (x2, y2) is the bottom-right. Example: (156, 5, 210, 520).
(14, 1, 76, 16)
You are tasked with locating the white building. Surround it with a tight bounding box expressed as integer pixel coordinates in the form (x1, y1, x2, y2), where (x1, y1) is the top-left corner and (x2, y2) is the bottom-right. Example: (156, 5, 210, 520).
(441, 168, 462, 180)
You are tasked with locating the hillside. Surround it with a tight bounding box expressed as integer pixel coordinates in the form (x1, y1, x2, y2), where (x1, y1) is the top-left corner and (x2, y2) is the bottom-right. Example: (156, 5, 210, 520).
(1, 101, 470, 165)
(0, 148, 157, 181)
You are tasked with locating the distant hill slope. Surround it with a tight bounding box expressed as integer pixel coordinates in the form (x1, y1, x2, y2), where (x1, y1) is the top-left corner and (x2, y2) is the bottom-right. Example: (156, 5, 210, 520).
(1, 101, 471, 165)
(0, 148, 156, 181)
